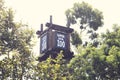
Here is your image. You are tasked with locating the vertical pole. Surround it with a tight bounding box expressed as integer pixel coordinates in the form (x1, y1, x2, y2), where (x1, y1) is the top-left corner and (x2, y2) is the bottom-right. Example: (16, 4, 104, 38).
(39, 24, 43, 55)
(41, 24, 43, 32)
(50, 15, 52, 24)
(49, 15, 53, 51)
(50, 15, 52, 26)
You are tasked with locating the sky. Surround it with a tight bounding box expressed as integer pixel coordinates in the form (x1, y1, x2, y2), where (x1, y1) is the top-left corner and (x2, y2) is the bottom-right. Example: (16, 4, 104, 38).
(4, 0, 120, 55)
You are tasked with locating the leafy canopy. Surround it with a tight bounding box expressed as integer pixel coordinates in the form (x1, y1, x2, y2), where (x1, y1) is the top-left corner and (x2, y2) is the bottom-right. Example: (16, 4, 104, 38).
(0, 0, 34, 79)
(65, 2, 104, 47)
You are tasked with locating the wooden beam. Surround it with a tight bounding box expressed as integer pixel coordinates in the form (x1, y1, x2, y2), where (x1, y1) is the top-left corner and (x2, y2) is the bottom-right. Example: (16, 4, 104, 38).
(46, 23, 74, 33)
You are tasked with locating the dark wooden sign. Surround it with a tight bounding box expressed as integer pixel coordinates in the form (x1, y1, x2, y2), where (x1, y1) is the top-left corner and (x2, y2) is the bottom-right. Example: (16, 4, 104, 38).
(37, 16, 74, 61)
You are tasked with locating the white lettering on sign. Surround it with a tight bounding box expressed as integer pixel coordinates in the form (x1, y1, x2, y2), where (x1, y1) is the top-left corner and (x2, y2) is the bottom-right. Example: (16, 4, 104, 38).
(57, 33, 65, 48)
(41, 35, 47, 51)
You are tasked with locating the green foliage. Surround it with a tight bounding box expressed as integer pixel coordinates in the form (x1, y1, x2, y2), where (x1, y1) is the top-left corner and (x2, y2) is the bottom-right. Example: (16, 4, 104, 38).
(71, 31, 82, 47)
(34, 52, 71, 80)
(102, 24, 120, 47)
(65, 2, 103, 29)
(68, 46, 97, 80)
(66, 2, 103, 47)
(68, 24, 120, 80)
(0, 0, 34, 79)
(93, 25, 120, 79)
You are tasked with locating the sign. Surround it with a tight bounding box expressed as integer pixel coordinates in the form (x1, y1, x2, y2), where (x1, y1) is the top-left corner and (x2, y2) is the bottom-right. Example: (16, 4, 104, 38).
(56, 33, 66, 49)
(40, 33, 47, 53)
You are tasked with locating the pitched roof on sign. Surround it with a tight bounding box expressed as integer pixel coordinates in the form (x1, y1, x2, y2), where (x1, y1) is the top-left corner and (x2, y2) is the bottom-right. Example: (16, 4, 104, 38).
(46, 23, 74, 33)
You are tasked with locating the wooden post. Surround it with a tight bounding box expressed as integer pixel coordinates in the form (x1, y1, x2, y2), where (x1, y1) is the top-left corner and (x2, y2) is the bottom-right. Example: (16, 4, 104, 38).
(41, 24, 43, 32)
(50, 15, 52, 24)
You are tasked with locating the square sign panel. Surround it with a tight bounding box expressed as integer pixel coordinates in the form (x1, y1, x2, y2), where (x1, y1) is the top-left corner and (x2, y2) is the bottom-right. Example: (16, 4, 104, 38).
(55, 32, 67, 49)
(40, 33, 48, 53)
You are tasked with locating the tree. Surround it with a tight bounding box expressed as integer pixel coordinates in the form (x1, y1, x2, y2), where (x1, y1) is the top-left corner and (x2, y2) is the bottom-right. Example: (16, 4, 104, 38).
(34, 52, 71, 80)
(0, 0, 34, 79)
(68, 46, 98, 80)
(100, 24, 120, 79)
(65, 2, 103, 47)
(71, 31, 82, 47)
(68, 24, 120, 80)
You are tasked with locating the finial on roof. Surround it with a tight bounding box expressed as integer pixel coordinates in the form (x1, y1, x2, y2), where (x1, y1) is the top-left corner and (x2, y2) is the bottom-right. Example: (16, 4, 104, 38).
(50, 15, 52, 25)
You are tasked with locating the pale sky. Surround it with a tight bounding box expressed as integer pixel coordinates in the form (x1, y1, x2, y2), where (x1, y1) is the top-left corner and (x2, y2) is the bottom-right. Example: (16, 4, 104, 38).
(5, 0, 120, 30)
(4, 0, 120, 55)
